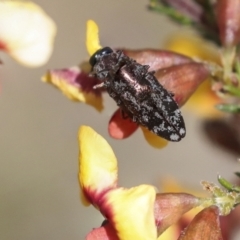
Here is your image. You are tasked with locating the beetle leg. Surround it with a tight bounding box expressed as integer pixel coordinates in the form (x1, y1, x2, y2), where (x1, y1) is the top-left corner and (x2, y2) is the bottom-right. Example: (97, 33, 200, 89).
(88, 72, 95, 77)
(93, 77, 112, 89)
(143, 65, 150, 72)
(93, 82, 105, 89)
(122, 110, 130, 119)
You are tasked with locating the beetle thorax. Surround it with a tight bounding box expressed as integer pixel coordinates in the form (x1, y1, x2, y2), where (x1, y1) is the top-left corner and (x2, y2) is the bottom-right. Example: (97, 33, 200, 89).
(93, 51, 123, 80)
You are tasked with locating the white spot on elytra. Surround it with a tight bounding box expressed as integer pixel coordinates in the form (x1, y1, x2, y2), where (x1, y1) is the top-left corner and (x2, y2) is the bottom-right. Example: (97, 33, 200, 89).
(179, 128, 185, 136)
(170, 133, 180, 141)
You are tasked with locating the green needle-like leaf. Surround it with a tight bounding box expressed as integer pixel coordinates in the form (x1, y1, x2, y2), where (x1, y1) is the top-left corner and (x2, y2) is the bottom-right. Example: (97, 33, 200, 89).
(216, 104, 240, 113)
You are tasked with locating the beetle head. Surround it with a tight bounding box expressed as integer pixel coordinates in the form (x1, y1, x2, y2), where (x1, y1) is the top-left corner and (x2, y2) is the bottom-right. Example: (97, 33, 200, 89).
(89, 47, 113, 67)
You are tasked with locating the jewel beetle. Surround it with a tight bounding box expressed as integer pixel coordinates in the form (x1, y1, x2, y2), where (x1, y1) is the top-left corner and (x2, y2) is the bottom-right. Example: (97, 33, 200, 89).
(89, 47, 186, 142)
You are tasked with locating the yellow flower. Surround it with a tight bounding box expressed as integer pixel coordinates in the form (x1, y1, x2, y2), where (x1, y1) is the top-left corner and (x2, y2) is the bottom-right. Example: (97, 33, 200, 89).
(166, 34, 222, 119)
(104, 186, 157, 240)
(166, 34, 220, 63)
(78, 125, 118, 206)
(42, 20, 104, 111)
(158, 177, 205, 240)
(42, 67, 104, 111)
(79, 126, 201, 239)
(78, 126, 157, 239)
(0, 1, 56, 67)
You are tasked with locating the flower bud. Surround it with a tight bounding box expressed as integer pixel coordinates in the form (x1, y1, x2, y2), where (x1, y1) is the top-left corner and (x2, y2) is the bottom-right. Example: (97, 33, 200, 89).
(178, 206, 222, 240)
(216, 0, 240, 46)
(154, 193, 200, 235)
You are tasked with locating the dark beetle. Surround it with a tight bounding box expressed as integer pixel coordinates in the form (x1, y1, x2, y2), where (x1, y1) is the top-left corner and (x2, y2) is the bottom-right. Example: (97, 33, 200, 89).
(89, 47, 186, 142)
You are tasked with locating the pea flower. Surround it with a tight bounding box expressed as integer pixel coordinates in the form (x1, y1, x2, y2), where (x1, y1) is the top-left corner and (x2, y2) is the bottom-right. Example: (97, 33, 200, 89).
(44, 20, 209, 148)
(166, 34, 222, 119)
(79, 125, 157, 239)
(150, 0, 240, 116)
(0, 1, 56, 67)
(157, 178, 205, 240)
(216, 0, 240, 47)
(158, 177, 240, 240)
(42, 20, 104, 111)
(78, 126, 208, 239)
(166, 34, 240, 156)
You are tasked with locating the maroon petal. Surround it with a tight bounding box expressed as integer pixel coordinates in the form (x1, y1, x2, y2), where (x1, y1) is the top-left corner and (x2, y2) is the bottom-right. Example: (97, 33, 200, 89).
(45, 67, 103, 95)
(220, 204, 240, 240)
(121, 49, 192, 71)
(178, 206, 223, 240)
(86, 222, 119, 240)
(154, 193, 200, 235)
(216, 0, 240, 46)
(155, 62, 210, 107)
(108, 108, 139, 139)
(43, 66, 104, 111)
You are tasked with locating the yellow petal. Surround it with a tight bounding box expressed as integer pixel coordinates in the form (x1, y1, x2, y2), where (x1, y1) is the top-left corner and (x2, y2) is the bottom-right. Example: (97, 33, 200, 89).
(0, 1, 56, 67)
(140, 126, 168, 149)
(160, 177, 206, 198)
(78, 126, 118, 206)
(184, 80, 223, 119)
(165, 34, 223, 119)
(104, 185, 157, 240)
(165, 34, 220, 63)
(86, 20, 102, 56)
(157, 225, 179, 240)
(42, 66, 103, 112)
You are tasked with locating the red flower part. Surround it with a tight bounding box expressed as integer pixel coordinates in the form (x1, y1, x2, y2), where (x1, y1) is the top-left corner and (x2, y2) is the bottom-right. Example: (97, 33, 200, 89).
(0, 1, 56, 67)
(220, 202, 240, 239)
(178, 206, 223, 240)
(86, 221, 119, 240)
(43, 66, 104, 111)
(108, 108, 139, 139)
(216, 0, 240, 46)
(122, 48, 192, 71)
(48, 67, 102, 95)
(154, 193, 200, 235)
(108, 61, 209, 140)
(0, 40, 7, 51)
(155, 62, 210, 107)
